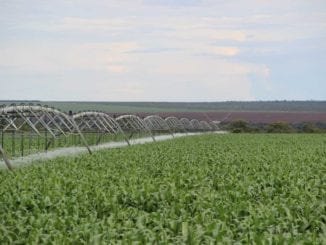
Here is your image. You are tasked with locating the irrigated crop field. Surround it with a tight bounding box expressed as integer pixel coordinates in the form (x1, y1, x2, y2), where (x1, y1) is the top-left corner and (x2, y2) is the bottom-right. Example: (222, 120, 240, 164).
(0, 134, 325, 243)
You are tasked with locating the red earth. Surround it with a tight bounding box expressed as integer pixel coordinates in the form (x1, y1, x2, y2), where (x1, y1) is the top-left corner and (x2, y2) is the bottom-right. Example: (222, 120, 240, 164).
(109, 111, 326, 123)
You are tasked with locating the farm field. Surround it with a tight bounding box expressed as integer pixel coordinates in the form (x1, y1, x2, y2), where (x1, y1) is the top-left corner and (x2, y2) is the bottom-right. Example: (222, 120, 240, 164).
(1, 101, 325, 113)
(2, 101, 326, 123)
(0, 134, 325, 243)
(132, 111, 326, 123)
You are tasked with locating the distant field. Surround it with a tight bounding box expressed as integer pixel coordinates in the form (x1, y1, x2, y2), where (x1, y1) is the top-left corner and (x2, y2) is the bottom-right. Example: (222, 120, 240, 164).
(128, 111, 326, 123)
(1, 134, 325, 243)
(1, 101, 326, 123)
(1, 101, 326, 113)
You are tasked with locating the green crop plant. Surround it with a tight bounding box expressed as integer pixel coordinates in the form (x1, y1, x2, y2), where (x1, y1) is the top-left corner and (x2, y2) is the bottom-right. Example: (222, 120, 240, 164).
(0, 134, 325, 243)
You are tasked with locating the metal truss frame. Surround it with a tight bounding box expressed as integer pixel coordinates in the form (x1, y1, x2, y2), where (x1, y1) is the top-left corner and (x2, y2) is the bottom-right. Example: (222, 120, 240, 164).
(190, 119, 203, 131)
(73, 111, 130, 145)
(180, 118, 194, 131)
(116, 115, 155, 141)
(165, 117, 186, 133)
(209, 121, 219, 131)
(1, 104, 219, 170)
(0, 104, 91, 169)
(144, 115, 173, 136)
(200, 121, 212, 131)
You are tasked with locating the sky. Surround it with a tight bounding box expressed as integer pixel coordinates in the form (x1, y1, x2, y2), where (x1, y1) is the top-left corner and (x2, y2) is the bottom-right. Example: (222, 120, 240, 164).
(0, 0, 325, 101)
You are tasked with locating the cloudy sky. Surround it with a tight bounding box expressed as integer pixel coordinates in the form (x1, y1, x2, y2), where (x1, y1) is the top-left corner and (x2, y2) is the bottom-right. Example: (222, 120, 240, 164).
(0, 0, 325, 101)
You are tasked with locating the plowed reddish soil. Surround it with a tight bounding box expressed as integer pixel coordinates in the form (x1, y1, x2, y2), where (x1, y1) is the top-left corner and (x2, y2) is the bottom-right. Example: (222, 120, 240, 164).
(109, 111, 326, 123)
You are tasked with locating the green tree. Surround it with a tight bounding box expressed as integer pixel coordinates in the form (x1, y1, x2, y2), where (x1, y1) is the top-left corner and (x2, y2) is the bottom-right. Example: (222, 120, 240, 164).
(301, 122, 320, 133)
(228, 120, 250, 133)
(267, 122, 294, 133)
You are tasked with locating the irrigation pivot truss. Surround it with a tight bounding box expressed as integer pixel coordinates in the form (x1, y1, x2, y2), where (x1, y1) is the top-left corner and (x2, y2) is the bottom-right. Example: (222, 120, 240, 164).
(73, 111, 130, 146)
(0, 103, 220, 170)
(165, 116, 187, 133)
(144, 115, 173, 136)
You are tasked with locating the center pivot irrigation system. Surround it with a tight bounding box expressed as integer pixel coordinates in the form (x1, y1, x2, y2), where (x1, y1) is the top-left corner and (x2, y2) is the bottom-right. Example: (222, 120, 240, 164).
(0, 104, 220, 170)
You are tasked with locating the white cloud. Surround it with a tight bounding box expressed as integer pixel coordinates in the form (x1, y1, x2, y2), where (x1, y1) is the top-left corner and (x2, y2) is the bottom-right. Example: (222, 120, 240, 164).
(0, 0, 324, 101)
(0, 41, 140, 73)
(0, 38, 270, 101)
(107, 65, 127, 73)
(45, 17, 135, 33)
(211, 47, 240, 56)
(138, 51, 266, 77)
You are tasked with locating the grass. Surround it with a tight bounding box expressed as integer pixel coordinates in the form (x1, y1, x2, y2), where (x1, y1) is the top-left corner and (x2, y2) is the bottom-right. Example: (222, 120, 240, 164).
(0, 134, 325, 243)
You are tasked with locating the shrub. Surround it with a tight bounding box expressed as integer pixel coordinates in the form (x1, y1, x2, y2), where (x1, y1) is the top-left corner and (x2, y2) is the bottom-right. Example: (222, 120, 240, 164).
(301, 122, 321, 133)
(266, 121, 294, 133)
(227, 120, 250, 133)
